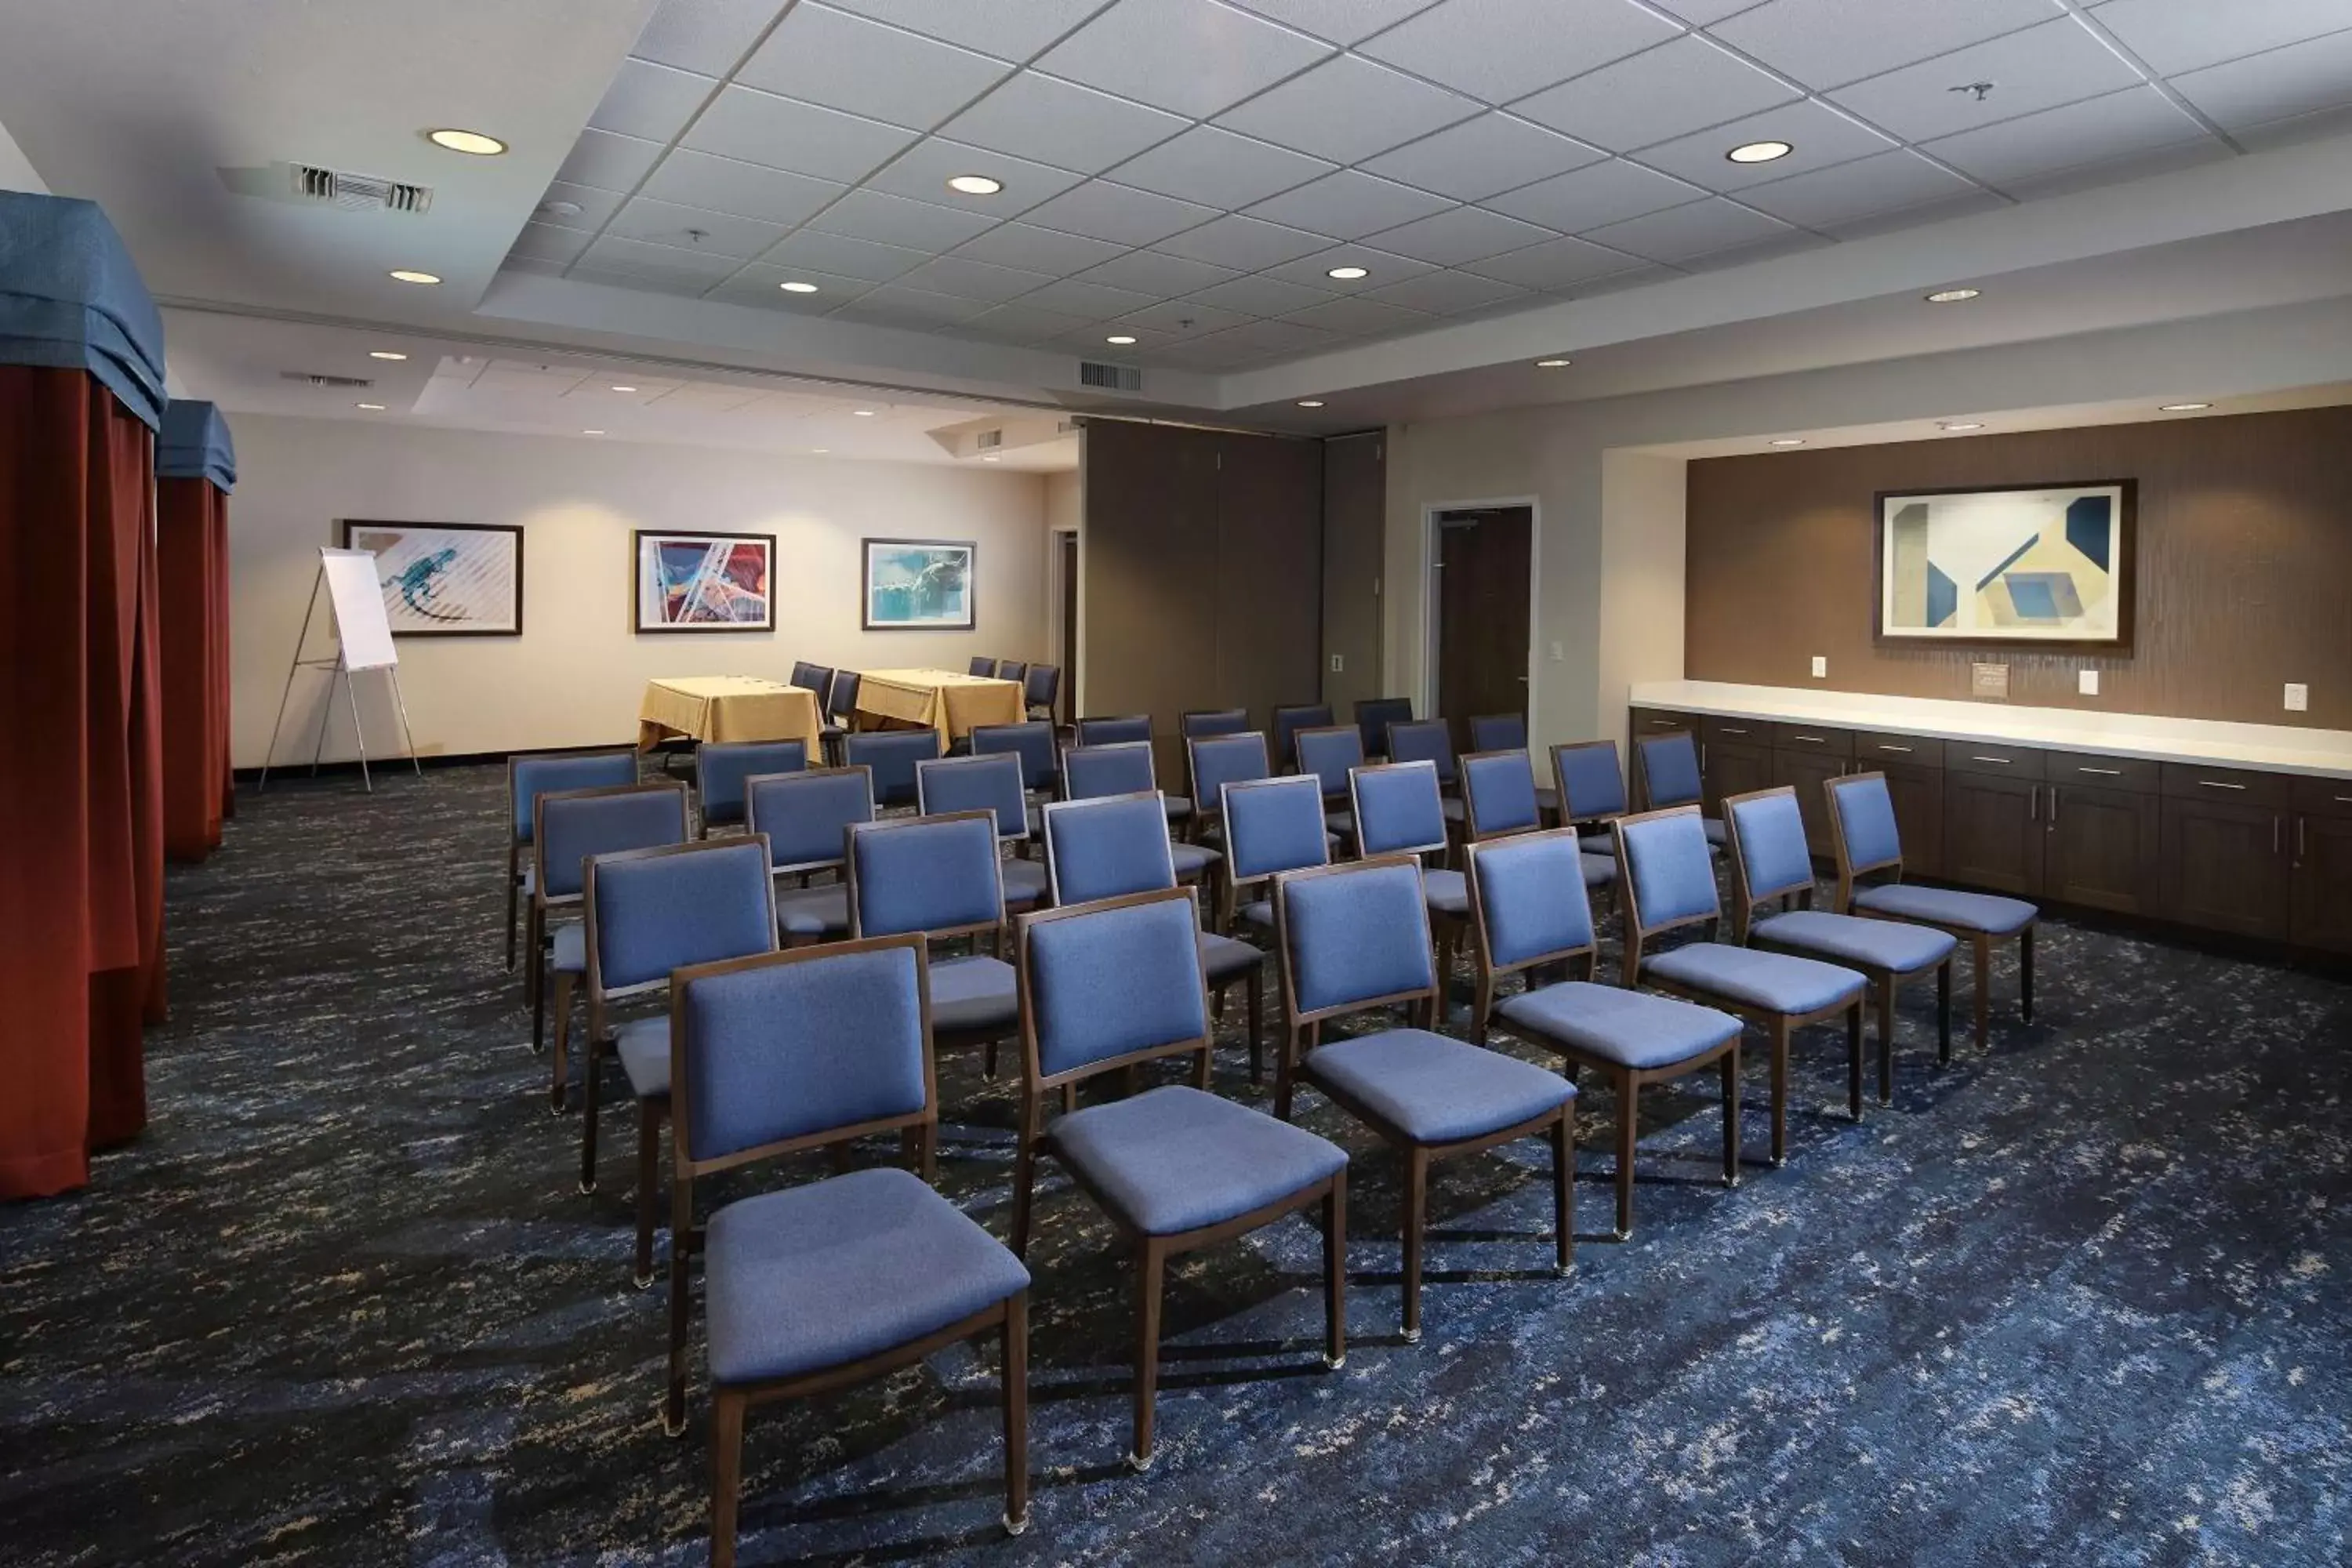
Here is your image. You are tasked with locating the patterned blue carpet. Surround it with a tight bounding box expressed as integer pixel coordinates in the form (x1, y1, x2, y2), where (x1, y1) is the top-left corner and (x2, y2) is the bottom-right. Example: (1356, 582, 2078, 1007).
(3, 760, 2350, 1566)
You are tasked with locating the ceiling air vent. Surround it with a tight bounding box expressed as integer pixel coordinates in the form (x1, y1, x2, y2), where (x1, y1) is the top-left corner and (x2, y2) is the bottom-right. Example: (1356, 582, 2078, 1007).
(1077, 360, 1142, 393)
(281, 372, 374, 389)
(975, 429, 1003, 450)
(289, 163, 434, 215)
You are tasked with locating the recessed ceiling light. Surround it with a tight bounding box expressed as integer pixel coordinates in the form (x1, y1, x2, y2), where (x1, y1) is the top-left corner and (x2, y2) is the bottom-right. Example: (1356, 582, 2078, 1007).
(388, 269, 441, 285)
(852, 409, 876, 417)
(1326, 265, 1369, 281)
(1941, 421, 1984, 431)
(538, 199, 583, 220)
(1769, 438, 1806, 447)
(610, 385, 637, 392)
(1297, 399, 1325, 408)
(1105, 334, 1138, 345)
(1926, 287, 1980, 303)
(355, 402, 387, 411)
(2160, 401, 2211, 412)
(1534, 358, 1572, 368)
(583, 429, 605, 436)
(1727, 140, 1792, 164)
(368, 350, 408, 361)
(947, 174, 1003, 195)
(982, 454, 1001, 462)
(428, 129, 506, 156)
(811, 448, 829, 454)
(779, 281, 820, 294)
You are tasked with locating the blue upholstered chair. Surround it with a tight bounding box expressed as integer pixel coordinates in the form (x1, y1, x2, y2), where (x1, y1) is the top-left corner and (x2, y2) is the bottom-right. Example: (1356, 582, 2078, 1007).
(1551, 739, 1631, 856)
(1061, 742, 1217, 884)
(695, 740, 806, 837)
(1009, 889, 1346, 1468)
(969, 655, 998, 677)
(535, 781, 688, 1065)
(1827, 771, 2038, 1050)
(971, 719, 1062, 804)
(1218, 773, 1330, 935)
(1022, 662, 1061, 720)
(1077, 713, 1151, 747)
(1272, 702, 1332, 773)
(820, 670, 861, 764)
(846, 810, 1018, 1076)
(844, 728, 941, 809)
(1724, 786, 1958, 1106)
(1632, 730, 1726, 848)
(996, 660, 1029, 691)
(1187, 729, 1270, 844)
(1465, 748, 1615, 891)
(664, 936, 1031, 1556)
(505, 749, 637, 970)
(1353, 696, 1414, 760)
(1348, 760, 1467, 1016)
(916, 752, 1050, 913)
(1180, 707, 1249, 742)
(1615, 806, 1867, 1164)
(1472, 714, 1559, 818)
(1385, 719, 1461, 807)
(1294, 724, 1366, 844)
(1465, 828, 1742, 1239)
(1272, 857, 1576, 1339)
(788, 660, 833, 697)
(743, 765, 869, 946)
(578, 837, 778, 1287)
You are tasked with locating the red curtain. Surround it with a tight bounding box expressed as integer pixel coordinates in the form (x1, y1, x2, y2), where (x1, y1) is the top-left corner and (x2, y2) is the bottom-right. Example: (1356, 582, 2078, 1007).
(0, 365, 161, 1198)
(159, 477, 231, 860)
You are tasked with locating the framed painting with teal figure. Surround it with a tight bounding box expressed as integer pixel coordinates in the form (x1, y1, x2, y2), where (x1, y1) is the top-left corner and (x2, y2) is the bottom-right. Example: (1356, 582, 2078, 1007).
(339, 520, 523, 637)
(633, 530, 775, 633)
(1874, 481, 2135, 651)
(862, 537, 976, 630)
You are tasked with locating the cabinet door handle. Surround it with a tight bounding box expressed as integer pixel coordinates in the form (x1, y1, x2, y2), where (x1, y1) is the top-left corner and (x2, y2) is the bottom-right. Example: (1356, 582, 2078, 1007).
(2198, 779, 2247, 791)
(2049, 788, 2060, 826)
(1877, 744, 1912, 753)
(2075, 766, 2122, 776)
(2028, 785, 2039, 822)
(2336, 795, 2352, 804)
(1720, 726, 1749, 735)
(1791, 734, 1828, 744)
(2297, 815, 2307, 866)
(1970, 755, 2013, 764)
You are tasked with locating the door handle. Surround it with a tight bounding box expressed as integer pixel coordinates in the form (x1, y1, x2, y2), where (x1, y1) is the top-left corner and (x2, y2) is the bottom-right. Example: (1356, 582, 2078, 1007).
(2075, 766, 2122, 776)
(1515, 675, 1529, 682)
(2198, 779, 2247, 791)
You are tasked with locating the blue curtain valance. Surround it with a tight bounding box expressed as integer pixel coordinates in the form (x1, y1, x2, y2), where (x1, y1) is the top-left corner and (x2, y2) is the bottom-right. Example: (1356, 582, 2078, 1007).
(0, 191, 167, 431)
(158, 399, 235, 491)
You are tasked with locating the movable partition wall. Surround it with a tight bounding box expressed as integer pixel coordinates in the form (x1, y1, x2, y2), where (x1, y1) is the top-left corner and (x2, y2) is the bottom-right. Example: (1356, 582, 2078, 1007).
(156, 399, 237, 862)
(0, 191, 168, 1198)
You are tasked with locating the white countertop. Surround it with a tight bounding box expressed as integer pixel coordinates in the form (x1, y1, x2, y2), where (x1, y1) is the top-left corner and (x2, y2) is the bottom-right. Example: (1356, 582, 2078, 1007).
(1628, 681, 2352, 780)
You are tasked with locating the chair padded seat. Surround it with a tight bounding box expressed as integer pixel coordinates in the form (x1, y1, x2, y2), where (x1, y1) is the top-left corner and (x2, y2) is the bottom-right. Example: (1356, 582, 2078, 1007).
(1577, 831, 1614, 857)
(931, 954, 1018, 1036)
(1752, 909, 1957, 973)
(1171, 841, 1221, 880)
(1325, 808, 1354, 836)
(551, 921, 585, 974)
(1425, 868, 1468, 916)
(1200, 931, 1265, 982)
(1239, 899, 1274, 931)
(775, 884, 849, 938)
(1498, 982, 1740, 1071)
(1643, 942, 1864, 1016)
(1163, 793, 1193, 823)
(1580, 852, 1616, 887)
(1701, 817, 1728, 847)
(1047, 1085, 1345, 1236)
(705, 1167, 1029, 1387)
(1536, 788, 1559, 814)
(1001, 858, 1050, 907)
(1305, 1028, 1573, 1145)
(615, 1015, 671, 1100)
(1852, 883, 2037, 935)
(1441, 797, 1465, 823)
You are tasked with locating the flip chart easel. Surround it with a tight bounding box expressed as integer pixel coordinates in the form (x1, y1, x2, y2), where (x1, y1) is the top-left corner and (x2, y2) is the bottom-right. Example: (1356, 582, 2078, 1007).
(257, 546, 421, 792)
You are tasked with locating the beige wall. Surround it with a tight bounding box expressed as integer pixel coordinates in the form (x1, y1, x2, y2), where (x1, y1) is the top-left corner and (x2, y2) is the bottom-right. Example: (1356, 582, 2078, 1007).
(227, 416, 1050, 766)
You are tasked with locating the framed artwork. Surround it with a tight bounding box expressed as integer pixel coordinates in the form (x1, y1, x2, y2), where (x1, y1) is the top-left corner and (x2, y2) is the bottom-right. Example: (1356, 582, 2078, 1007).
(338, 520, 524, 637)
(633, 530, 775, 633)
(862, 537, 977, 630)
(1874, 481, 2135, 650)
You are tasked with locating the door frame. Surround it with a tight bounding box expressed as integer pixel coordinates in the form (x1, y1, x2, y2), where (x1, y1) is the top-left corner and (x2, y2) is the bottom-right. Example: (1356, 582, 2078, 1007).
(1420, 495, 1541, 730)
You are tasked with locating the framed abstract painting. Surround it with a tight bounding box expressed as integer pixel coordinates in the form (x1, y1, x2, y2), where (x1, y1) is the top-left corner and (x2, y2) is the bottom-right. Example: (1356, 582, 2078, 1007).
(862, 537, 976, 630)
(338, 520, 523, 637)
(633, 530, 775, 633)
(1874, 481, 2135, 650)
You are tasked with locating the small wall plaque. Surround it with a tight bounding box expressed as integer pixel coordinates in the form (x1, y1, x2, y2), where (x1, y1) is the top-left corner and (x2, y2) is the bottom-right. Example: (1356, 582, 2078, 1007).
(1971, 662, 2011, 700)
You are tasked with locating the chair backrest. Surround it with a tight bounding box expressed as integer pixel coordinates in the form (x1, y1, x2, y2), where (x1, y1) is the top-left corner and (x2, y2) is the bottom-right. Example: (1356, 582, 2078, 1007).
(510, 749, 637, 844)
(1294, 724, 1365, 801)
(1385, 718, 1458, 785)
(670, 935, 933, 1171)
(788, 660, 833, 695)
(695, 739, 807, 829)
(971, 720, 1060, 796)
(1634, 729, 1704, 811)
(1180, 707, 1249, 742)
(1077, 713, 1151, 747)
(968, 655, 998, 677)
(1348, 760, 1447, 859)
(1468, 713, 1526, 753)
(1040, 792, 1178, 906)
(1017, 887, 1210, 1087)
(746, 765, 874, 876)
(1614, 805, 1722, 940)
(996, 659, 1029, 688)
(844, 728, 942, 807)
(1466, 828, 1597, 979)
(915, 751, 1029, 843)
(583, 837, 778, 1004)
(1552, 739, 1628, 823)
(825, 668, 862, 724)
(1023, 662, 1060, 712)
(1460, 748, 1542, 840)
(1825, 771, 1904, 891)
(1272, 703, 1333, 771)
(1188, 731, 1270, 818)
(1353, 696, 1414, 759)
(1274, 855, 1437, 1025)
(845, 810, 1005, 942)
(1722, 786, 1815, 935)
(1061, 740, 1156, 801)
(1221, 774, 1332, 884)
(535, 782, 689, 903)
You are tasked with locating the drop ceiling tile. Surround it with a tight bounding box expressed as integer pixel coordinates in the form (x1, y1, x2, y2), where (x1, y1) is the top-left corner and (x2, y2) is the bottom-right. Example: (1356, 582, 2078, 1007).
(1512, 36, 1800, 151)
(1674, 228, 1835, 273)
(1362, 267, 1531, 313)
(1185, 272, 1337, 316)
(895, 255, 1059, 301)
(502, 255, 569, 279)
(632, 0, 781, 75)
(1221, 0, 1446, 43)
(1074, 249, 1239, 295)
(590, 59, 719, 143)
(1480, 158, 1706, 230)
(533, 181, 628, 230)
(1820, 187, 2004, 239)
(1577, 194, 1796, 261)
(1110, 125, 1335, 209)
(1200, 317, 1345, 356)
(1737, 148, 1979, 228)
(958, 300, 1094, 340)
(736, 3, 1013, 131)
(508, 223, 594, 265)
(936, 71, 1191, 175)
(683, 86, 918, 183)
(637, 150, 845, 227)
(1036, 0, 1334, 118)
(1921, 84, 2211, 187)
(1708, 0, 2066, 92)
(1258, 243, 1439, 289)
(1459, 232, 1648, 288)
(1113, 299, 1258, 333)
(808, 188, 1000, 249)
(1050, 324, 1175, 354)
(762, 227, 931, 281)
(1149, 330, 1280, 368)
(831, 285, 996, 325)
(1358, 0, 1682, 105)
(1020, 180, 1221, 245)
(1152, 212, 1334, 268)
(1013, 276, 1163, 319)
(821, 0, 1112, 59)
(566, 265, 712, 298)
(1245, 170, 1455, 240)
(950, 222, 1131, 274)
(1360, 205, 1556, 264)
(707, 263, 881, 312)
(862, 138, 1087, 214)
(1650, 0, 1768, 20)
(2089, 0, 2352, 76)
(1214, 53, 1483, 164)
(2170, 29, 2352, 132)
(608, 196, 791, 257)
(556, 129, 665, 191)
(576, 234, 746, 284)
(1635, 100, 1896, 192)
(1829, 20, 2147, 144)
(1362, 114, 1606, 201)
(1282, 294, 1436, 336)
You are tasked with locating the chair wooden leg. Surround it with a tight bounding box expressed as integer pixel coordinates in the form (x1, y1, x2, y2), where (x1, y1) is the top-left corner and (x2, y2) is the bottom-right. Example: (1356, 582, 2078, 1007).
(1060, 1082, 1076, 1116)
(579, 1043, 602, 1196)
(665, 1188, 692, 1436)
(1720, 1044, 1741, 1188)
(1552, 1105, 1576, 1274)
(1876, 976, 1895, 1106)
(1323, 1175, 1347, 1369)
(985, 1040, 997, 1080)
(1401, 1145, 1429, 1342)
(1936, 959, 1953, 1064)
(1246, 975, 1263, 1086)
(1274, 1026, 1299, 1123)
(2020, 924, 2034, 1025)
(504, 867, 520, 971)
(710, 1388, 746, 1568)
(1131, 1239, 1166, 1469)
(524, 902, 542, 1007)
(1846, 1000, 1865, 1120)
(547, 974, 573, 1110)
(634, 1100, 662, 1289)
(1613, 1069, 1637, 1240)
(1769, 1017, 1791, 1167)
(1973, 934, 1992, 1048)
(1003, 1292, 1030, 1535)
(1470, 969, 1493, 1046)
(1011, 1133, 1037, 1260)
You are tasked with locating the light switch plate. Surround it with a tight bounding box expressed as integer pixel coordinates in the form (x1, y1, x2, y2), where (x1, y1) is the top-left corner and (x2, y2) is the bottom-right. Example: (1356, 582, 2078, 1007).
(1330, 653, 1344, 673)
(2078, 670, 2099, 696)
(1549, 641, 1564, 662)
(1810, 655, 1827, 678)
(2286, 682, 2309, 711)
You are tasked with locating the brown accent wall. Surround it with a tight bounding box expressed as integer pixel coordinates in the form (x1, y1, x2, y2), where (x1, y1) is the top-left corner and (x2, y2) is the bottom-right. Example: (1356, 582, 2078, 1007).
(1320, 431, 1385, 716)
(1081, 419, 1323, 779)
(1685, 407, 2352, 729)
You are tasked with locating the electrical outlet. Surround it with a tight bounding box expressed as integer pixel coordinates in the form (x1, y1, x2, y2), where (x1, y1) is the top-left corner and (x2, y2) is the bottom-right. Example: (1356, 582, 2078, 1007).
(1329, 653, 1344, 673)
(2078, 670, 2099, 696)
(2285, 682, 2309, 712)
(1810, 655, 1827, 678)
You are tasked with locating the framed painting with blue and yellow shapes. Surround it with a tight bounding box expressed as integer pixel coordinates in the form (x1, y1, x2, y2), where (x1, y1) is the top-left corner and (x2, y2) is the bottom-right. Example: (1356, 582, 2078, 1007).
(862, 537, 976, 631)
(1874, 481, 2135, 652)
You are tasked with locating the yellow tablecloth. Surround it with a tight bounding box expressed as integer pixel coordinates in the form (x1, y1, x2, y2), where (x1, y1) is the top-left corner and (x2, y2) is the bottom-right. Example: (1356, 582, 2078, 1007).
(637, 676, 824, 752)
(854, 668, 1026, 740)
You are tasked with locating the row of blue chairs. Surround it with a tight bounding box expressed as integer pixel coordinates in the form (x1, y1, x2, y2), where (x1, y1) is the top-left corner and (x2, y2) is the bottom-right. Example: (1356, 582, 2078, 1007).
(966, 655, 1062, 720)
